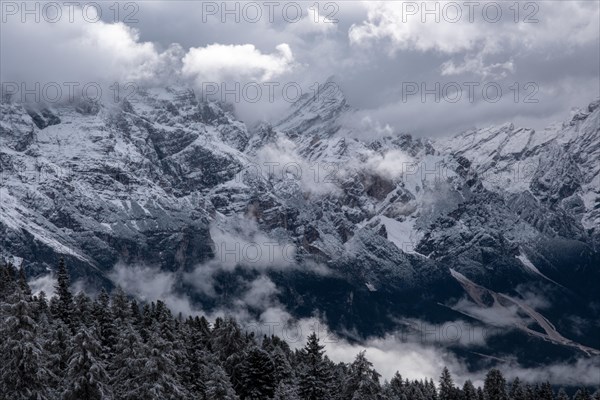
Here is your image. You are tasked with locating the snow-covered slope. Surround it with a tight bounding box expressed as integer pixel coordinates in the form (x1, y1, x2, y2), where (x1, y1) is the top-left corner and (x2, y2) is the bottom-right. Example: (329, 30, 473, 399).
(1, 83, 599, 356)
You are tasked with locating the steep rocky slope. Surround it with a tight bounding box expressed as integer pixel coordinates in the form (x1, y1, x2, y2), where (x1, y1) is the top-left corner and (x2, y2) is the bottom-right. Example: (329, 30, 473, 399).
(1, 85, 598, 360)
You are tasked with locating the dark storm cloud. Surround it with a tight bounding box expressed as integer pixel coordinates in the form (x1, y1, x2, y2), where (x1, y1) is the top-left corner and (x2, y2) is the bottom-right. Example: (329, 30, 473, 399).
(1, 1, 598, 136)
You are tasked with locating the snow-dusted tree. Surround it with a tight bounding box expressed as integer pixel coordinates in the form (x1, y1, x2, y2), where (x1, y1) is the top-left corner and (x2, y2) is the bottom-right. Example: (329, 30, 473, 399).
(271, 345, 294, 385)
(0, 292, 54, 399)
(93, 288, 117, 356)
(508, 377, 526, 400)
(556, 388, 570, 400)
(574, 388, 592, 400)
(74, 291, 94, 327)
(0, 261, 17, 301)
(439, 367, 458, 400)
(239, 346, 276, 399)
(179, 317, 210, 397)
(205, 364, 240, 400)
(129, 327, 189, 399)
(110, 324, 151, 400)
(241, 346, 275, 400)
(211, 317, 246, 361)
(483, 369, 508, 400)
(44, 318, 71, 390)
(273, 379, 302, 400)
(462, 380, 478, 400)
(343, 350, 382, 400)
(477, 387, 485, 400)
(62, 327, 112, 400)
(298, 332, 332, 400)
(389, 372, 404, 395)
(536, 381, 555, 400)
(110, 287, 131, 323)
(18, 264, 32, 297)
(53, 257, 73, 326)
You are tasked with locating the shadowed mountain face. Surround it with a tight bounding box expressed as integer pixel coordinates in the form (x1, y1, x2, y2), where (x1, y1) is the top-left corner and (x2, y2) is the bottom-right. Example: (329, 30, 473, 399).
(1, 85, 599, 365)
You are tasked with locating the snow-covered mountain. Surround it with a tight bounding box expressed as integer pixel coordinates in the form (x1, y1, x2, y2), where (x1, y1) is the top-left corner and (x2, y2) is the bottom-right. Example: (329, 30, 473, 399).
(1, 83, 599, 362)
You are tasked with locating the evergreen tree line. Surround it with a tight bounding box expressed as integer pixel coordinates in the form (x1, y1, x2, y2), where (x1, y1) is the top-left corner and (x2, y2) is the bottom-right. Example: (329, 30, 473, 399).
(1, 259, 598, 400)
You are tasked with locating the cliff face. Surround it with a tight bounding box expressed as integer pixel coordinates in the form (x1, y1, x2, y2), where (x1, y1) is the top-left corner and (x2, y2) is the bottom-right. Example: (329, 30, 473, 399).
(1, 85, 599, 357)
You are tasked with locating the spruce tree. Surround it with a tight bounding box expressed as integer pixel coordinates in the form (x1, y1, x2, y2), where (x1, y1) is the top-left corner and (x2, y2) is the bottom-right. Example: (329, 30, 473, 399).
(273, 379, 302, 400)
(439, 367, 457, 400)
(483, 369, 508, 400)
(388, 371, 405, 398)
(271, 345, 294, 385)
(54, 257, 73, 326)
(94, 288, 117, 356)
(344, 351, 382, 400)
(537, 381, 555, 400)
(556, 388, 570, 400)
(44, 319, 71, 392)
(477, 387, 485, 400)
(509, 377, 526, 400)
(463, 380, 478, 400)
(240, 346, 276, 399)
(574, 388, 592, 400)
(18, 264, 32, 297)
(62, 327, 112, 400)
(298, 332, 332, 400)
(110, 324, 151, 400)
(0, 292, 54, 399)
(205, 364, 240, 400)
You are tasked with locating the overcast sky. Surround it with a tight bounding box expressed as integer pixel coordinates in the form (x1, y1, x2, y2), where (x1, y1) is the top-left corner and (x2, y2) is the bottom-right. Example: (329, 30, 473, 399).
(1, 0, 599, 136)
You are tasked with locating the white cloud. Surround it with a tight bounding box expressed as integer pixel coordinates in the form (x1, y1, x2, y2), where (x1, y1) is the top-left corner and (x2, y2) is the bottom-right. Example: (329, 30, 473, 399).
(364, 148, 413, 180)
(286, 6, 338, 35)
(182, 43, 295, 83)
(441, 54, 515, 80)
(254, 133, 341, 196)
(109, 263, 198, 315)
(238, 275, 279, 310)
(1, 13, 167, 84)
(28, 274, 57, 297)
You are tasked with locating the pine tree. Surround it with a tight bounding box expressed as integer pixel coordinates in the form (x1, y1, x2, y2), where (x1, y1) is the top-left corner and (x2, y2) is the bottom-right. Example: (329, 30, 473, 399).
(271, 345, 294, 385)
(205, 364, 240, 400)
(439, 367, 458, 400)
(110, 324, 151, 400)
(509, 377, 526, 400)
(273, 379, 302, 400)
(18, 264, 32, 297)
(574, 388, 592, 400)
(463, 380, 478, 400)
(523, 384, 536, 400)
(477, 387, 485, 400)
(111, 287, 131, 323)
(62, 327, 112, 400)
(211, 317, 246, 361)
(344, 351, 382, 400)
(44, 319, 71, 392)
(0, 292, 54, 399)
(74, 291, 94, 327)
(593, 390, 600, 400)
(94, 288, 117, 356)
(53, 257, 73, 326)
(388, 371, 405, 398)
(298, 332, 332, 400)
(483, 369, 508, 400)
(240, 346, 276, 399)
(556, 388, 570, 400)
(181, 317, 209, 396)
(132, 327, 189, 399)
(537, 381, 555, 400)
